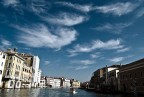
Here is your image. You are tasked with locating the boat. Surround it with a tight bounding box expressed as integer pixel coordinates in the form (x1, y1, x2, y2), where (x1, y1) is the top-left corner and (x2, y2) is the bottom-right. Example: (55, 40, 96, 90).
(69, 87, 77, 94)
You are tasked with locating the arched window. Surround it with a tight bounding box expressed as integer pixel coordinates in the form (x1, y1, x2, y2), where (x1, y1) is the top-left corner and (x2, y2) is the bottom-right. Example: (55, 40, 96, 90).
(0, 70, 2, 74)
(10, 81, 13, 86)
(17, 82, 19, 87)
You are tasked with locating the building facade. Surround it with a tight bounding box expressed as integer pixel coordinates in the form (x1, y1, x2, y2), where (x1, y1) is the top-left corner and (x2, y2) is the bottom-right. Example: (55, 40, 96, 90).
(39, 76, 46, 88)
(37, 69, 42, 86)
(46, 77, 61, 88)
(72, 80, 80, 88)
(89, 65, 120, 91)
(0, 50, 7, 88)
(3, 49, 25, 88)
(21, 63, 32, 88)
(63, 78, 71, 88)
(107, 69, 119, 91)
(120, 58, 144, 94)
(32, 56, 40, 87)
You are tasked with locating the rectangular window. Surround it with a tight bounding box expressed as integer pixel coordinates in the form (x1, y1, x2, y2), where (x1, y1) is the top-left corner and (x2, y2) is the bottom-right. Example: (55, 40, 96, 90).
(1, 62, 3, 66)
(6, 70, 10, 76)
(130, 74, 131, 78)
(3, 55, 5, 59)
(0, 70, 2, 74)
(8, 63, 11, 68)
(135, 73, 137, 77)
(9, 56, 12, 60)
(15, 71, 19, 77)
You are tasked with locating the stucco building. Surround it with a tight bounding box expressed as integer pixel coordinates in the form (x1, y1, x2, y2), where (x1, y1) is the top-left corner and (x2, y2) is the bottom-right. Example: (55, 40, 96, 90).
(3, 48, 25, 88)
(0, 50, 7, 88)
(120, 58, 144, 94)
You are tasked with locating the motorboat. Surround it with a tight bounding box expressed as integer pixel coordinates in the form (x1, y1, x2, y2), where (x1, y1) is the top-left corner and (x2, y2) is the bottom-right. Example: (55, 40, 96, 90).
(69, 87, 77, 94)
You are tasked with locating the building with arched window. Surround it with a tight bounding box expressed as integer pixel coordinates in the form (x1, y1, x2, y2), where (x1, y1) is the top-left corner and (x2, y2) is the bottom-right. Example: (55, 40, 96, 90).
(0, 50, 7, 88)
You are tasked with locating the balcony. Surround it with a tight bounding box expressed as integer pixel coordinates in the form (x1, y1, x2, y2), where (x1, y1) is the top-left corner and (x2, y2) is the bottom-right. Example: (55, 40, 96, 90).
(4, 75, 12, 79)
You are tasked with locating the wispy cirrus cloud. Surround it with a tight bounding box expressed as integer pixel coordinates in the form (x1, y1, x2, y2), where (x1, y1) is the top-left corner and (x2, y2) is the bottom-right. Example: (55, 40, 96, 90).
(44, 60, 50, 65)
(1, 38, 12, 46)
(70, 59, 95, 70)
(109, 57, 124, 63)
(71, 59, 95, 65)
(109, 55, 133, 63)
(13, 24, 77, 49)
(93, 23, 132, 34)
(56, 2, 93, 13)
(28, 0, 50, 15)
(94, 2, 139, 16)
(90, 52, 101, 59)
(136, 7, 144, 18)
(42, 12, 88, 26)
(68, 39, 123, 55)
(117, 47, 130, 53)
(2, 0, 19, 6)
(75, 66, 89, 70)
(0, 38, 12, 50)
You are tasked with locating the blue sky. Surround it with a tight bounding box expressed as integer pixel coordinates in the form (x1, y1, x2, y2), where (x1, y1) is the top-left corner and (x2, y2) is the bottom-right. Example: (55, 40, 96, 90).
(0, 0, 144, 82)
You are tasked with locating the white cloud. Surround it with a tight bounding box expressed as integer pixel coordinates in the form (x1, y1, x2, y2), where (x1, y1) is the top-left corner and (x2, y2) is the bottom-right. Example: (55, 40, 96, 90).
(0, 38, 12, 50)
(109, 55, 133, 63)
(90, 52, 101, 58)
(75, 66, 89, 70)
(109, 57, 124, 63)
(56, 2, 92, 13)
(42, 12, 88, 26)
(68, 39, 123, 54)
(71, 59, 95, 65)
(1, 39, 12, 46)
(136, 7, 144, 18)
(2, 0, 19, 6)
(68, 53, 78, 57)
(117, 47, 130, 53)
(44, 60, 50, 65)
(28, 0, 50, 14)
(14, 24, 77, 49)
(94, 23, 132, 34)
(94, 2, 138, 16)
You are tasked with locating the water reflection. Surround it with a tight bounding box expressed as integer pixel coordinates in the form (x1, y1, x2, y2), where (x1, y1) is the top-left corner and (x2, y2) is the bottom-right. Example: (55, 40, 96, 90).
(0, 88, 143, 97)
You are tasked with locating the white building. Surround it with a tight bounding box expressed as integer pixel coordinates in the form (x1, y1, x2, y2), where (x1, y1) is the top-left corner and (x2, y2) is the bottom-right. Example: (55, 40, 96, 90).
(46, 77, 61, 88)
(31, 56, 40, 87)
(0, 50, 7, 88)
(63, 78, 71, 88)
(37, 69, 42, 85)
(39, 76, 46, 88)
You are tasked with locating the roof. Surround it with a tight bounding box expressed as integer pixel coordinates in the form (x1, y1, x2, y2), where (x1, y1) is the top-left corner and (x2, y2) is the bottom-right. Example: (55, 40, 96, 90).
(120, 58, 144, 70)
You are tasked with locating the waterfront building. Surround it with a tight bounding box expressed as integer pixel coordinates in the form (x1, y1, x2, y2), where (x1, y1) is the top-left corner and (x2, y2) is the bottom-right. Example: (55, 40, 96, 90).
(89, 65, 120, 91)
(107, 69, 119, 91)
(89, 69, 103, 89)
(119, 58, 144, 94)
(62, 78, 71, 88)
(18, 53, 40, 88)
(80, 81, 89, 89)
(72, 80, 80, 88)
(2, 48, 25, 88)
(38, 69, 42, 86)
(21, 63, 32, 88)
(39, 76, 46, 88)
(46, 77, 61, 88)
(32, 56, 40, 87)
(0, 50, 7, 88)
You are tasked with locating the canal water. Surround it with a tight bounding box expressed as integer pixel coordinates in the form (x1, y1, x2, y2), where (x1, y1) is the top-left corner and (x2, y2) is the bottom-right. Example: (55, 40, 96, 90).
(0, 88, 142, 97)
